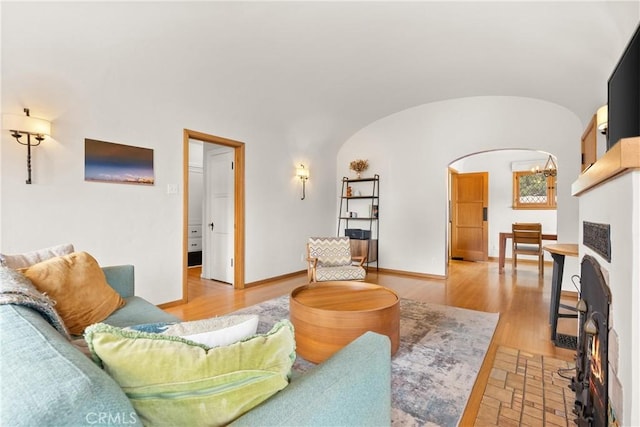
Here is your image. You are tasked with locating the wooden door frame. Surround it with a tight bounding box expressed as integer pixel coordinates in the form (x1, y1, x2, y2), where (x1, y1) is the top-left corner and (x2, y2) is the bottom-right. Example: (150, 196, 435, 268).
(447, 167, 458, 266)
(183, 129, 245, 296)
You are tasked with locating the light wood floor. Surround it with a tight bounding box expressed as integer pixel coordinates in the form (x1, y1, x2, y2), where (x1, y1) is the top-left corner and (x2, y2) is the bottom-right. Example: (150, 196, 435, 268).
(164, 259, 578, 425)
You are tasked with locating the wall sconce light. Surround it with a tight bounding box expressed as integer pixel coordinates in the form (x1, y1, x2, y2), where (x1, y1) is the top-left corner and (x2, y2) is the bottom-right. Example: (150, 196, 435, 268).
(596, 105, 608, 134)
(531, 155, 558, 177)
(2, 108, 51, 184)
(296, 164, 309, 200)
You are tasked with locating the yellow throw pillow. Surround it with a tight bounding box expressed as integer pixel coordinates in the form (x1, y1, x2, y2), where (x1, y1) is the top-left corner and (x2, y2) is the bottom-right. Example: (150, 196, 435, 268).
(85, 320, 296, 427)
(21, 252, 125, 335)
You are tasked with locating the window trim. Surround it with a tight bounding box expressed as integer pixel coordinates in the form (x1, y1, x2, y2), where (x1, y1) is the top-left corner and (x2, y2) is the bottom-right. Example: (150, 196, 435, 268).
(512, 171, 557, 210)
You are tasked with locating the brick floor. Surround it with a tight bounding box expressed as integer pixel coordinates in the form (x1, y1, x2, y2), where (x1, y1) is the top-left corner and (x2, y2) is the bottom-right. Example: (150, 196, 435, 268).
(475, 346, 575, 426)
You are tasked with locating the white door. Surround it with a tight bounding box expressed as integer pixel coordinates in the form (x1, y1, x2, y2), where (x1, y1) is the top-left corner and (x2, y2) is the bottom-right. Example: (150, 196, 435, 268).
(202, 149, 234, 284)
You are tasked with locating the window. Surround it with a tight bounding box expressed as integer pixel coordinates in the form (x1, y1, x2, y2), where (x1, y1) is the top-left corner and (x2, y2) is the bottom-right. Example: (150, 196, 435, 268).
(512, 171, 556, 209)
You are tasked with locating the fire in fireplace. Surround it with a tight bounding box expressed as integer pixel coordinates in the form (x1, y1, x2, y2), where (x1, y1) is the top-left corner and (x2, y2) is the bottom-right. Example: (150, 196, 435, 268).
(571, 255, 612, 427)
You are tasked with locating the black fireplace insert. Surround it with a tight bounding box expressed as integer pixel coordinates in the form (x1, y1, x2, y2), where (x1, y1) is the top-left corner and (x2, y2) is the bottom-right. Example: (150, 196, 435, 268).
(571, 255, 612, 426)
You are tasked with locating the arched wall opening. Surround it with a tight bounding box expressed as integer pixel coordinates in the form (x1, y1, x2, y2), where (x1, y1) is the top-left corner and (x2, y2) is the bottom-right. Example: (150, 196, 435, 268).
(337, 96, 581, 281)
(447, 149, 558, 272)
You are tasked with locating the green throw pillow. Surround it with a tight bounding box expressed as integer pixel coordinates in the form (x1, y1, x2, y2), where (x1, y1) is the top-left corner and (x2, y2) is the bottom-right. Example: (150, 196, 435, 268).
(85, 320, 296, 427)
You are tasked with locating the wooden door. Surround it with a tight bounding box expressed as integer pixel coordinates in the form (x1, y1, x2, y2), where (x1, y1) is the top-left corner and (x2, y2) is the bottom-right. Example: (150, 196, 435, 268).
(450, 171, 488, 261)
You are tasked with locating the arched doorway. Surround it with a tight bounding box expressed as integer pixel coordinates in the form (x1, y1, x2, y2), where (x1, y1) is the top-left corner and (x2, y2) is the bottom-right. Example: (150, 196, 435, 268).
(448, 149, 558, 267)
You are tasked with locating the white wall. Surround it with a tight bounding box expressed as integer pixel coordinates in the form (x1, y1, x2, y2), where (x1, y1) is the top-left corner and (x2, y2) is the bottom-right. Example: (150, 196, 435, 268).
(338, 96, 582, 279)
(0, 14, 338, 305)
(577, 171, 640, 426)
(0, 117, 337, 305)
(451, 150, 557, 261)
(1, 6, 588, 303)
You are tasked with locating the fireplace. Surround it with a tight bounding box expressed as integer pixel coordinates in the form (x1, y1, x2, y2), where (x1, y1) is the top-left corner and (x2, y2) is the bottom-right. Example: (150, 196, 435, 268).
(571, 255, 612, 426)
(572, 137, 640, 425)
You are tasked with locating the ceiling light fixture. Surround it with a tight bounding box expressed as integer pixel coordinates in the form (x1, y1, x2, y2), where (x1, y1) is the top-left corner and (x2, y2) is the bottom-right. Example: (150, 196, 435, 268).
(3, 108, 51, 184)
(296, 164, 309, 200)
(531, 155, 557, 177)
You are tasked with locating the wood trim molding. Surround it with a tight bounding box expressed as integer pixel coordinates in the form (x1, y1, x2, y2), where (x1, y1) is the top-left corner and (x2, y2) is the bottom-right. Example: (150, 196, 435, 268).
(245, 270, 307, 288)
(157, 299, 186, 309)
(377, 267, 446, 280)
(572, 137, 640, 196)
(244, 268, 447, 287)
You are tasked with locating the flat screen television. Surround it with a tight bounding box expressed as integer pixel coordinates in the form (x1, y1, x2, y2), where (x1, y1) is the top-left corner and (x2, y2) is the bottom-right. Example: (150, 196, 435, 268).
(607, 25, 640, 150)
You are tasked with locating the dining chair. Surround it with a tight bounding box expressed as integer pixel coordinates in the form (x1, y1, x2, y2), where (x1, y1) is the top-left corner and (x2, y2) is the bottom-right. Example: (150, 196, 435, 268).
(512, 223, 544, 275)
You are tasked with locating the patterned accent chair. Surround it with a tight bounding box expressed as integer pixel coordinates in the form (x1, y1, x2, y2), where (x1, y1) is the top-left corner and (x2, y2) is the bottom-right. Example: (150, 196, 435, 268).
(306, 237, 367, 282)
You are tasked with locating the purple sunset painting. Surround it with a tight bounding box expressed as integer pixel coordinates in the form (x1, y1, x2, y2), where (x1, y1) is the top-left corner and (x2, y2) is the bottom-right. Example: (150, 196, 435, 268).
(85, 139, 154, 185)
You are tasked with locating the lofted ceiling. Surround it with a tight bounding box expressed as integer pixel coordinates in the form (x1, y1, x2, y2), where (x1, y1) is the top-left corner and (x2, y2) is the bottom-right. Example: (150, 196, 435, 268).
(1, 1, 639, 149)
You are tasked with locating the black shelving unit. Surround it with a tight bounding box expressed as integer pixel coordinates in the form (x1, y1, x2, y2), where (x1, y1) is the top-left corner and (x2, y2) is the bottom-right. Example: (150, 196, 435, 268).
(337, 174, 379, 270)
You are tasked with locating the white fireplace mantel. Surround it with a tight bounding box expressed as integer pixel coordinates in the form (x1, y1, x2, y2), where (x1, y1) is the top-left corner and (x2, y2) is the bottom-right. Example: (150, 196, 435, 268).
(572, 137, 640, 426)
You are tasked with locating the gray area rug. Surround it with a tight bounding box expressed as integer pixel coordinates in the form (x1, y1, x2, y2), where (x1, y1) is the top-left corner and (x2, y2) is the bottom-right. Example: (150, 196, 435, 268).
(233, 295, 499, 427)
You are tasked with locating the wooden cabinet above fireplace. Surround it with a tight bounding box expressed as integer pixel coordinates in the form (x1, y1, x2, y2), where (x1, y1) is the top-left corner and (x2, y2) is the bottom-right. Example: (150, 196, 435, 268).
(572, 136, 640, 196)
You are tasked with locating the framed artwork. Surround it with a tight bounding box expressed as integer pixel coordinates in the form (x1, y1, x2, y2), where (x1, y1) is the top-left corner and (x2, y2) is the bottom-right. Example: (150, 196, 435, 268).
(85, 138, 154, 185)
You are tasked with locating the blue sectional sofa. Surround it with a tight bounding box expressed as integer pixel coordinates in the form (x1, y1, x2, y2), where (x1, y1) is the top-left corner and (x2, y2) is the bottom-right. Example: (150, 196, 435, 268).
(0, 265, 391, 426)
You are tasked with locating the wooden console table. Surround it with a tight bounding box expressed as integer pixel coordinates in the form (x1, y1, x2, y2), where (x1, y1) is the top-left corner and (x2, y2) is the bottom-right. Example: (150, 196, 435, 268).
(543, 244, 579, 346)
(498, 232, 557, 273)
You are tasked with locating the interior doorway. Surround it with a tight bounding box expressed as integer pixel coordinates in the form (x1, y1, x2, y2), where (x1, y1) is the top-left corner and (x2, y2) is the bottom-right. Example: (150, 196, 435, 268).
(447, 149, 558, 267)
(183, 129, 245, 300)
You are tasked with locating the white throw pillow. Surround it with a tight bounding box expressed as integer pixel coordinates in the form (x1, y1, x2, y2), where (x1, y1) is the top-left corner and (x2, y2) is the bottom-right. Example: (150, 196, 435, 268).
(127, 315, 259, 347)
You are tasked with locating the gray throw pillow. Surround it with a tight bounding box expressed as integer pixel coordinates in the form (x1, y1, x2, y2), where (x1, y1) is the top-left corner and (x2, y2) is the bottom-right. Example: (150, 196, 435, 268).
(0, 243, 75, 269)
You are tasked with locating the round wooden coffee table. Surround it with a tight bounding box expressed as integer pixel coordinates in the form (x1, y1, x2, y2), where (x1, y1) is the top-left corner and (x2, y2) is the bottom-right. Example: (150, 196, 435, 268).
(289, 281, 400, 363)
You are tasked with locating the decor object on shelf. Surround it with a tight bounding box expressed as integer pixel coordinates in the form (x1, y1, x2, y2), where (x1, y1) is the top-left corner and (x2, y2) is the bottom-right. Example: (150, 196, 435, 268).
(295, 164, 309, 200)
(2, 108, 51, 184)
(531, 154, 557, 177)
(596, 104, 608, 134)
(349, 159, 368, 178)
